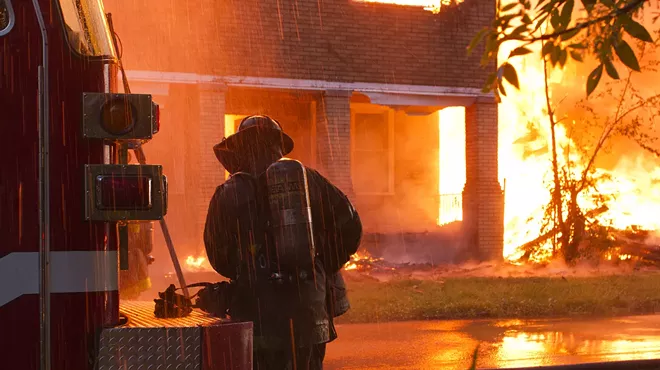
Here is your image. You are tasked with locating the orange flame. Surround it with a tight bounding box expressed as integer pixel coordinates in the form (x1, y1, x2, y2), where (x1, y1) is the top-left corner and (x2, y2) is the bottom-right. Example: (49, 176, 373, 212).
(185, 255, 213, 272)
(495, 3, 660, 261)
(344, 251, 384, 271)
(433, 1, 660, 263)
(353, 0, 463, 14)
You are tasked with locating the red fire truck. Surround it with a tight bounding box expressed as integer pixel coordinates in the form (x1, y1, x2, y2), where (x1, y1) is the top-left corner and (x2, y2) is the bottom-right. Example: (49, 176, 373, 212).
(0, 1, 252, 369)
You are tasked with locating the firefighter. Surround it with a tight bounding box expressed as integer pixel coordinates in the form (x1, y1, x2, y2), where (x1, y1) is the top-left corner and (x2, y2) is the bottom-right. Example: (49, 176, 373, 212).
(119, 152, 155, 299)
(204, 115, 362, 370)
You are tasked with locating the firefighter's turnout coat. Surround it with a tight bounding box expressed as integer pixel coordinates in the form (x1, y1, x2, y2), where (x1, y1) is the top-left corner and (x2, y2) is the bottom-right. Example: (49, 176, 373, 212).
(204, 167, 362, 349)
(119, 222, 154, 299)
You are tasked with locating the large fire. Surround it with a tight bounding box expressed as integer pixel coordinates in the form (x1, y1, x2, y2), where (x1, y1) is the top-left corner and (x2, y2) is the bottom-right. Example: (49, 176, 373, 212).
(491, 11, 660, 261)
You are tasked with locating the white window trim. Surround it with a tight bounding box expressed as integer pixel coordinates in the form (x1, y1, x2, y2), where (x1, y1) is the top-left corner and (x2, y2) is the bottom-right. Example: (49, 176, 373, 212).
(0, 0, 15, 36)
(350, 103, 395, 196)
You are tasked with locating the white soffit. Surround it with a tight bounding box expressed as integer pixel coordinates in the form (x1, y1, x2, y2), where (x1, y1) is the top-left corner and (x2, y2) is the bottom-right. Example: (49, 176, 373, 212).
(361, 91, 476, 107)
(124, 70, 491, 105)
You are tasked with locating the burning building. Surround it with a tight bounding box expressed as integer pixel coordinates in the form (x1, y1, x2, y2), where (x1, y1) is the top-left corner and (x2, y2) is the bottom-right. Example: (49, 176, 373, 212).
(103, 0, 504, 265)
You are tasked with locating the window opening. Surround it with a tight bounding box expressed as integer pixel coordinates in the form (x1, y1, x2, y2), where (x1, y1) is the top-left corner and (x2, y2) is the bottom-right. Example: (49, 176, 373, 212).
(351, 105, 395, 195)
(58, 0, 116, 57)
(352, 0, 463, 14)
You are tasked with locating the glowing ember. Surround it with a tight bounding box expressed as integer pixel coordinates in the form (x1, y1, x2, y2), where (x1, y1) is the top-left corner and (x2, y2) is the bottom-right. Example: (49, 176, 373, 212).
(185, 255, 213, 271)
(344, 251, 388, 272)
(606, 252, 633, 261)
(353, 0, 463, 14)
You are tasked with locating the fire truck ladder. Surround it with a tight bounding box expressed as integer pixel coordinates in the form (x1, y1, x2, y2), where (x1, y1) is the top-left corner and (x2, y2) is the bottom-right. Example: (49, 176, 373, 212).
(107, 14, 190, 300)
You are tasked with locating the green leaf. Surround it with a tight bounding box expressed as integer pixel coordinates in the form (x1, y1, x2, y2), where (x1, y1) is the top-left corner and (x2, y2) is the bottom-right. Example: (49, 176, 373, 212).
(558, 48, 568, 67)
(570, 50, 583, 62)
(501, 62, 520, 89)
(568, 42, 587, 49)
(604, 59, 620, 79)
(559, 0, 575, 29)
(533, 12, 550, 32)
(509, 46, 532, 57)
(468, 28, 489, 54)
(507, 24, 528, 40)
(560, 27, 581, 41)
(613, 40, 641, 71)
(540, 0, 554, 14)
(542, 42, 554, 57)
(587, 64, 604, 96)
(621, 16, 654, 43)
(498, 78, 507, 97)
(580, 0, 596, 12)
(501, 2, 517, 12)
(550, 46, 561, 66)
(550, 9, 561, 30)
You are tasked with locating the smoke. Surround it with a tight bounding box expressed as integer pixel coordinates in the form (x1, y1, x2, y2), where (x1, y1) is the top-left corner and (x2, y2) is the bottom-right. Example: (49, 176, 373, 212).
(646, 230, 660, 246)
(430, 259, 646, 278)
(549, 15, 660, 168)
(346, 258, 647, 283)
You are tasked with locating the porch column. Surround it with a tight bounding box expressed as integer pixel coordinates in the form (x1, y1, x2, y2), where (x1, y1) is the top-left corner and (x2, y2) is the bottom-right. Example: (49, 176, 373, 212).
(462, 96, 504, 261)
(316, 89, 354, 199)
(196, 84, 227, 246)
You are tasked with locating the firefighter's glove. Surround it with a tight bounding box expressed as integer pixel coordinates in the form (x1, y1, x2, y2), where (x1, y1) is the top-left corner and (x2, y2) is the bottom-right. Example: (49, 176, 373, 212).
(154, 284, 193, 319)
(194, 282, 233, 318)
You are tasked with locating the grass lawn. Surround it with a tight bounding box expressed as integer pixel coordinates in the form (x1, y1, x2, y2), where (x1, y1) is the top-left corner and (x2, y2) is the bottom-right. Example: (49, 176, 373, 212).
(337, 273, 660, 324)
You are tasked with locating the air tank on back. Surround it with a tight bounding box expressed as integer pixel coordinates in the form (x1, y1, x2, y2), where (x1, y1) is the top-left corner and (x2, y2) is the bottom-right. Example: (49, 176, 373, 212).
(265, 158, 316, 272)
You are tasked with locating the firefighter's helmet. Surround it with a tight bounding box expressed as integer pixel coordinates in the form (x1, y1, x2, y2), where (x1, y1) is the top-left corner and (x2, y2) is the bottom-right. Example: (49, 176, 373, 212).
(213, 115, 294, 170)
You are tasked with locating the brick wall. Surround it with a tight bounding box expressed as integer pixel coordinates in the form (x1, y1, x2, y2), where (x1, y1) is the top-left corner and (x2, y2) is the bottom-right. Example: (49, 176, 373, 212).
(462, 97, 504, 261)
(315, 90, 354, 197)
(104, 0, 494, 89)
(196, 84, 227, 241)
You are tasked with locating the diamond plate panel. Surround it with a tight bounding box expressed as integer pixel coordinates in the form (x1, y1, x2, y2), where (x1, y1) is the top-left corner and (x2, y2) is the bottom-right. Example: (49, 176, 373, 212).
(97, 326, 202, 370)
(119, 301, 223, 328)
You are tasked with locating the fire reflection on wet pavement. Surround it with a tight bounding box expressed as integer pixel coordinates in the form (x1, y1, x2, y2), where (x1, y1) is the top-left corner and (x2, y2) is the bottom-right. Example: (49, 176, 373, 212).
(324, 315, 660, 369)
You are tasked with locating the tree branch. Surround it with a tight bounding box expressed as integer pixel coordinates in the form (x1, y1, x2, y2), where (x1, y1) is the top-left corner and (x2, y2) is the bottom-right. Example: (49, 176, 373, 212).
(577, 72, 633, 193)
(528, 0, 648, 42)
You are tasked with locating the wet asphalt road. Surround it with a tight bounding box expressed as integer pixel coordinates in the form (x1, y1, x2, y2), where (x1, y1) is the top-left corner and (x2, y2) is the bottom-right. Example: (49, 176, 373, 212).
(324, 315, 660, 369)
